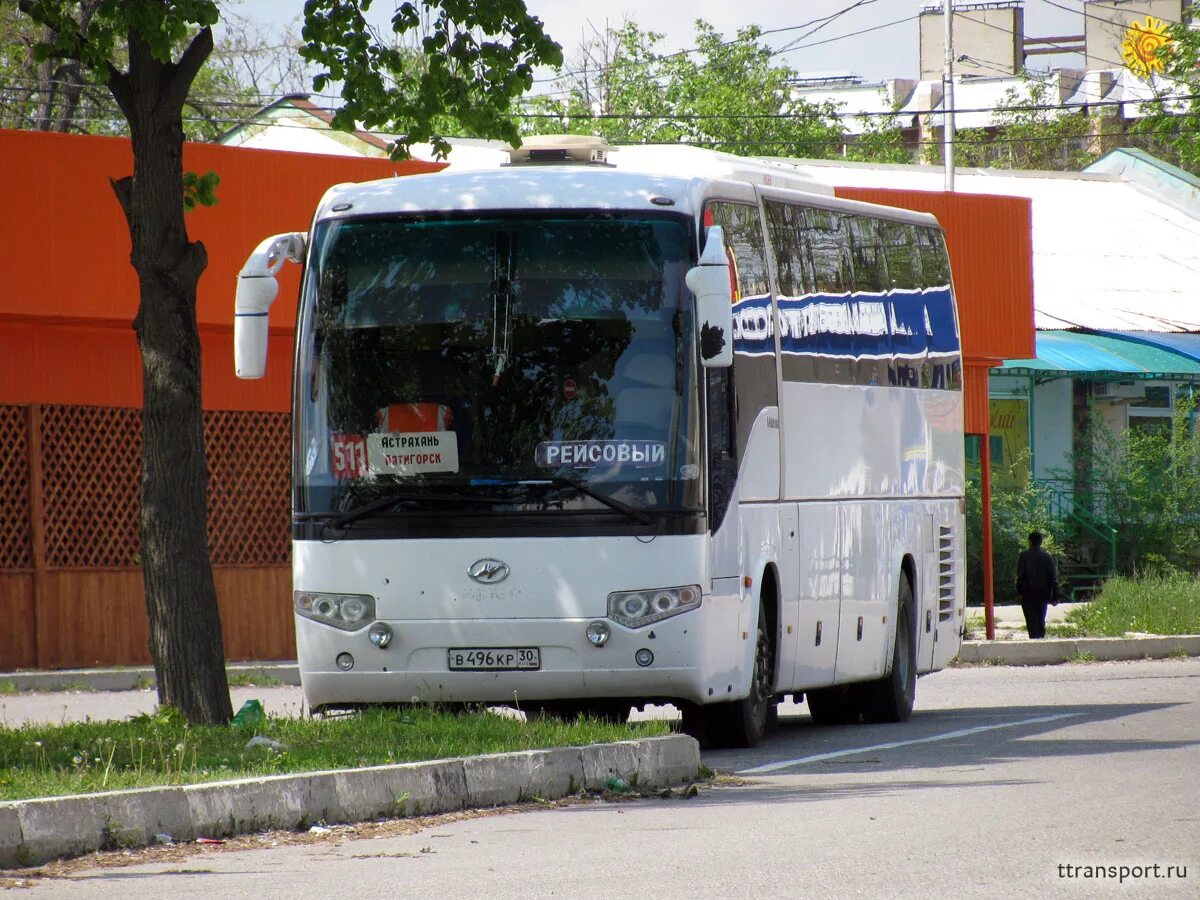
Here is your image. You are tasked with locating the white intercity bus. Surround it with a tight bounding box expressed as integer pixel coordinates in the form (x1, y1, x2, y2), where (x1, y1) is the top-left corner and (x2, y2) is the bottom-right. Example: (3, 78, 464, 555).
(234, 137, 965, 747)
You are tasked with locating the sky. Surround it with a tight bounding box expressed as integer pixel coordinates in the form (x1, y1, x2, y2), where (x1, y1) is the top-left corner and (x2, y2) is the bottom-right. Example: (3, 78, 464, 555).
(226, 0, 1087, 87)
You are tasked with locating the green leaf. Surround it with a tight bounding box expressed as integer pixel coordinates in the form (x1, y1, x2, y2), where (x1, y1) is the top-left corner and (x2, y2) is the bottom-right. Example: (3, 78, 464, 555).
(182, 170, 220, 211)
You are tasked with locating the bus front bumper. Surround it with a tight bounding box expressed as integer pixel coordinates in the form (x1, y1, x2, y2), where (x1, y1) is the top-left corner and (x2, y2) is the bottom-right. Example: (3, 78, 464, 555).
(295, 610, 740, 710)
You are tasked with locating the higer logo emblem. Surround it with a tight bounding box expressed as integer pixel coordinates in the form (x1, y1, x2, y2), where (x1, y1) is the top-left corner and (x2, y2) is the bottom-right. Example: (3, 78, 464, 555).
(467, 558, 511, 584)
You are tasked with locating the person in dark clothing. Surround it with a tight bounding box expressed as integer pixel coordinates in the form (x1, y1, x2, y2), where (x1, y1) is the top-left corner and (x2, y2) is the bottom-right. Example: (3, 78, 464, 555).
(1016, 531, 1058, 639)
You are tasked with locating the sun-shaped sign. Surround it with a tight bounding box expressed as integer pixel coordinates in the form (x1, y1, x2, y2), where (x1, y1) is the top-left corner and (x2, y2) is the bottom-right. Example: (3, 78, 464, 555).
(1121, 15, 1172, 79)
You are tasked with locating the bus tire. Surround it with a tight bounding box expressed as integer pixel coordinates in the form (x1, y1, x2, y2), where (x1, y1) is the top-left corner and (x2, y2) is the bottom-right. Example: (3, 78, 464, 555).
(862, 574, 917, 723)
(703, 603, 774, 748)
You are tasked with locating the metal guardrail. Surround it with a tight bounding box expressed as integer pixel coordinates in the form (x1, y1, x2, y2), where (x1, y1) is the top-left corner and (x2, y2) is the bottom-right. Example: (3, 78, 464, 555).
(1037, 481, 1118, 587)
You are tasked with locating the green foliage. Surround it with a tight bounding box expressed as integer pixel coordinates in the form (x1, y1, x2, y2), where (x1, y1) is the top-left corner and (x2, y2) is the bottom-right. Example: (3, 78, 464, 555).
(842, 91, 912, 164)
(965, 450, 1059, 605)
(181, 169, 219, 210)
(951, 77, 1098, 171)
(5, 5, 302, 140)
(300, 0, 562, 159)
(1064, 397, 1200, 573)
(22, 0, 218, 69)
(0, 706, 669, 800)
(1127, 12, 1200, 176)
(521, 20, 846, 158)
(1067, 573, 1200, 636)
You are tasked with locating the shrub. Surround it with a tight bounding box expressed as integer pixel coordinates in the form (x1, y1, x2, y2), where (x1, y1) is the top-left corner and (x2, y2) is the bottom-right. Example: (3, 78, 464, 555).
(1061, 397, 1200, 573)
(965, 450, 1059, 606)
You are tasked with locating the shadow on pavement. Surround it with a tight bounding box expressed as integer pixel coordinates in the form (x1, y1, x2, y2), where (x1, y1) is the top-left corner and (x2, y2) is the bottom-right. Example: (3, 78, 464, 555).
(701, 701, 1191, 778)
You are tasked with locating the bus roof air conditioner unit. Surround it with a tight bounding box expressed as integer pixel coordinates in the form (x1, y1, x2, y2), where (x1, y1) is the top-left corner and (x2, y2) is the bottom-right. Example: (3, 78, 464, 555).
(505, 134, 613, 165)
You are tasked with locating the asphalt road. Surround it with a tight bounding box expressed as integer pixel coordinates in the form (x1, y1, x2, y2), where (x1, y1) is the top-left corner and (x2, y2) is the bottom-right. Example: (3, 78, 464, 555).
(9, 659, 1200, 898)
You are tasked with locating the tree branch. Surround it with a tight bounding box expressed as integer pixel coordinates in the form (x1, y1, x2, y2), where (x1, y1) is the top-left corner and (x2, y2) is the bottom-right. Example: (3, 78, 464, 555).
(105, 59, 134, 121)
(164, 26, 214, 111)
(109, 175, 133, 230)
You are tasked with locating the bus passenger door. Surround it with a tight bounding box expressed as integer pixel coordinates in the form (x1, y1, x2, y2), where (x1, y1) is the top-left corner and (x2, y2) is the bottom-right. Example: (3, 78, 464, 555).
(833, 503, 890, 685)
(774, 504, 801, 691)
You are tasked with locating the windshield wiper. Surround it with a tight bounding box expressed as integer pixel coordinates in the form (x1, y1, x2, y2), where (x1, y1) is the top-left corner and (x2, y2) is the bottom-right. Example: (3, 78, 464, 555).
(496, 476, 653, 525)
(297, 491, 494, 530)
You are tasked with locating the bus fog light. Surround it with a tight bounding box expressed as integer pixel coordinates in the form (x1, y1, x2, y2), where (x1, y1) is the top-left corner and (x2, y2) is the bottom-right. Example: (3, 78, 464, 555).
(335, 652, 355, 671)
(368, 622, 393, 648)
(635, 649, 654, 668)
(586, 621, 611, 647)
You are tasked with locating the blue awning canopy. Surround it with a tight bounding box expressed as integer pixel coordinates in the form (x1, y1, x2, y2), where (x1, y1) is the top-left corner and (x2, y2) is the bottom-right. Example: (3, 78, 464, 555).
(996, 330, 1200, 381)
(1097, 330, 1200, 365)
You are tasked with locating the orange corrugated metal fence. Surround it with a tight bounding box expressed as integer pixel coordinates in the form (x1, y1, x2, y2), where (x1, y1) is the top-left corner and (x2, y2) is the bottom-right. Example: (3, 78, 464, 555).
(0, 130, 443, 668)
(0, 128, 442, 410)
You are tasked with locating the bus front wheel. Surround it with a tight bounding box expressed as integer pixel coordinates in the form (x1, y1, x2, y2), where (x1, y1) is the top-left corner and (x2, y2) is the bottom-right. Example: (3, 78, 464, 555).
(685, 603, 774, 748)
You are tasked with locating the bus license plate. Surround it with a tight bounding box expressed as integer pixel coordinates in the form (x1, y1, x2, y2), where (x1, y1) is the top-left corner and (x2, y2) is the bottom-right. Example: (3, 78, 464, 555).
(448, 648, 541, 671)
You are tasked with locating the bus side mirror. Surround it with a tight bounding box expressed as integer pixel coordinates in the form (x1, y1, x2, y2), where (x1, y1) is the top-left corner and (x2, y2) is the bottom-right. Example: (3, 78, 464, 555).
(685, 225, 734, 368)
(235, 232, 306, 379)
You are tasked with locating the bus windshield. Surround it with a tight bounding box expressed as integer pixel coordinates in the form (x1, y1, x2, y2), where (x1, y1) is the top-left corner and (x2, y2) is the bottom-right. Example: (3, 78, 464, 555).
(294, 213, 703, 521)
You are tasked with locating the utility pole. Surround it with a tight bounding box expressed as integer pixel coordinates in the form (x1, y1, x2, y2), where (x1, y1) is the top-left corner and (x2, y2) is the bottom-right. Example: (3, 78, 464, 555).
(943, 0, 956, 191)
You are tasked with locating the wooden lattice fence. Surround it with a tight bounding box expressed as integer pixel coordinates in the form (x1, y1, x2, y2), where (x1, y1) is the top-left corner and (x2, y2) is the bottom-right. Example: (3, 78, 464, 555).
(0, 404, 295, 669)
(0, 405, 32, 573)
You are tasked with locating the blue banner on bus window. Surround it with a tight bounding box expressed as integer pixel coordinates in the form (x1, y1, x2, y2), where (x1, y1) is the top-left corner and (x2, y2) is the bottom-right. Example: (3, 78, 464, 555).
(731, 287, 959, 360)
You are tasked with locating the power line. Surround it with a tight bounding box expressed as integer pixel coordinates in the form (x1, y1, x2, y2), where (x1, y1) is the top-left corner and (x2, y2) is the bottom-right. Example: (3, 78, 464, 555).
(3, 102, 1194, 156)
(4, 82, 1192, 129)
(507, 92, 1200, 121)
(534, 0, 887, 86)
(780, 13, 919, 54)
(773, 0, 887, 54)
(627, 122, 1200, 149)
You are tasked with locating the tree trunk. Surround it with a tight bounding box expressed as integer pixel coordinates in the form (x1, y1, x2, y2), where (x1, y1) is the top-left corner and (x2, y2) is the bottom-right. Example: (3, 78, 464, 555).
(109, 27, 232, 725)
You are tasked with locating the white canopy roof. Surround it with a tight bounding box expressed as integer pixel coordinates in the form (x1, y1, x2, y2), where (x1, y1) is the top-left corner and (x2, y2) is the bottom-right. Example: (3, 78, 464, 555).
(779, 157, 1200, 332)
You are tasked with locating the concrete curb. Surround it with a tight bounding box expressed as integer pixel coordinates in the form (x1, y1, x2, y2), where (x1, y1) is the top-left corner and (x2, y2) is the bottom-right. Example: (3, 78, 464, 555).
(0, 734, 701, 869)
(958, 635, 1200, 666)
(0, 663, 301, 693)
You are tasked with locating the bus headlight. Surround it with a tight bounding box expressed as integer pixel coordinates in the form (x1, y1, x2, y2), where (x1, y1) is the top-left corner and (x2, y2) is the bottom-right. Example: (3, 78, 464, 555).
(294, 591, 376, 631)
(607, 585, 701, 628)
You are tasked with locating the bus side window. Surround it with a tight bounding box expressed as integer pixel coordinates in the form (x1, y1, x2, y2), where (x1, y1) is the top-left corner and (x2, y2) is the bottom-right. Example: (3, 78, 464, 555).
(916, 227, 951, 288)
(704, 201, 771, 301)
(847, 216, 887, 293)
(803, 208, 852, 294)
(763, 201, 809, 298)
(879, 221, 922, 290)
(706, 367, 737, 528)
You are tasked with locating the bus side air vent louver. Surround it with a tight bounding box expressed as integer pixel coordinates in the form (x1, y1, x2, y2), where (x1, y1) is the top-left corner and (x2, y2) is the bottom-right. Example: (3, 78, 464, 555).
(937, 525, 956, 622)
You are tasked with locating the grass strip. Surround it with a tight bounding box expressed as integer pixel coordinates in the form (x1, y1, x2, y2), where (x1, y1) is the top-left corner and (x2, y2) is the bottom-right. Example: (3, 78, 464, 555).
(0, 705, 670, 801)
(1067, 573, 1200, 637)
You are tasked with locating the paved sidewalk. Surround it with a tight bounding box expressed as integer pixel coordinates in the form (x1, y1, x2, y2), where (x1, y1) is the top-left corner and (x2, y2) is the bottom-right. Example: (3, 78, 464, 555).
(957, 602, 1200, 664)
(971, 600, 1088, 635)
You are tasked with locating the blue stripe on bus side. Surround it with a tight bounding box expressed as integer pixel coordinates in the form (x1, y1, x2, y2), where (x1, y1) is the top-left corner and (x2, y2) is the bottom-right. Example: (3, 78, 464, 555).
(731, 287, 960, 359)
